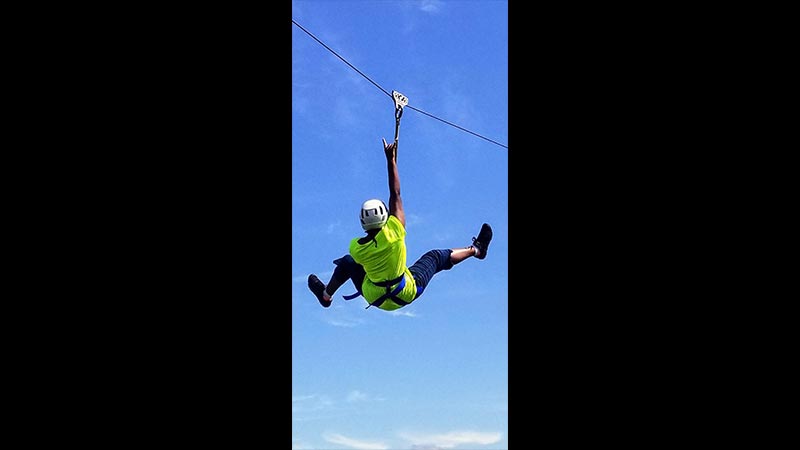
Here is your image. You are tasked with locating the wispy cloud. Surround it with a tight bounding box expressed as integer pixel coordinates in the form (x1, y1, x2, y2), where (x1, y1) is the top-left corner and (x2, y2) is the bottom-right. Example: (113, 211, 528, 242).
(293, 270, 333, 284)
(406, 213, 424, 227)
(431, 231, 455, 244)
(323, 303, 367, 327)
(346, 390, 368, 402)
(326, 317, 365, 327)
(419, 0, 444, 14)
(326, 220, 342, 234)
(387, 309, 417, 317)
(292, 394, 334, 414)
(346, 390, 385, 403)
(323, 432, 389, 450)
(399, 430, 502, 448)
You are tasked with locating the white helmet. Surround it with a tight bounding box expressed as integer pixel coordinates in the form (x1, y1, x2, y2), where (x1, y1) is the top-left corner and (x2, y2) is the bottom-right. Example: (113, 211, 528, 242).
(360, 199, 388, 231)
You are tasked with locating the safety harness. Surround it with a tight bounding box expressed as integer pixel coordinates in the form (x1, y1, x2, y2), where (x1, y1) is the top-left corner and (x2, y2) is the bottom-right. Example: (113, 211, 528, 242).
(343, 274, 411, 309)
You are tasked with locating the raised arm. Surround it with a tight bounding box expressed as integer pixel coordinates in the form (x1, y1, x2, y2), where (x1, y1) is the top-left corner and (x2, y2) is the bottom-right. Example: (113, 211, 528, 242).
(382, 137, 405, 227)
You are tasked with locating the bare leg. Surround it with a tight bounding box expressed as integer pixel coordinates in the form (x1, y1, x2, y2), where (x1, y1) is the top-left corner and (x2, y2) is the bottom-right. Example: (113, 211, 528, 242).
(450, 246, 478, 265)
(451, 223, 492, 264)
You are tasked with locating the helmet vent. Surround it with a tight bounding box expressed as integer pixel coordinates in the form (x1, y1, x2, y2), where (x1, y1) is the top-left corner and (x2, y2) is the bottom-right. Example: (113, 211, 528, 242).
(359, 199, 388, 231)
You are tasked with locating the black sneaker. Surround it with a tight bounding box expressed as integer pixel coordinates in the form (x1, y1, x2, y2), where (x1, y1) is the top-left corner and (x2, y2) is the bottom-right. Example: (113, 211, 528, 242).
(471, 223, 493, 260)
(308, 274, 331, 308)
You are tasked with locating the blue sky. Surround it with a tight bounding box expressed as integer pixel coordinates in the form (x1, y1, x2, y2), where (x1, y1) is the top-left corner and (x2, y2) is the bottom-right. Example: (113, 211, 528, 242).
(292, 1, 507, 449)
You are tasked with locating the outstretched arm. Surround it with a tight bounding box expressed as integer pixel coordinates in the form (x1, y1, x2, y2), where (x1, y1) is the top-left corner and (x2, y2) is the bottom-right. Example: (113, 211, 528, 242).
(382, 138, 405, 227)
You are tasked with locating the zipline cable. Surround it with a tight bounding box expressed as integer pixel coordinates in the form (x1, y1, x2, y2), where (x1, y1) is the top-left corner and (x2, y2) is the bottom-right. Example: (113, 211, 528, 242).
(405, 105, 508, 149)
(292, 19, 508, 150)
(292, 19, 392, 99)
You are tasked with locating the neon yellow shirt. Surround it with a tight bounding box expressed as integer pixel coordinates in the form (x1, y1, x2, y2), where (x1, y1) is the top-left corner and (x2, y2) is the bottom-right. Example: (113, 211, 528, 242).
(349, 215, 417, 310)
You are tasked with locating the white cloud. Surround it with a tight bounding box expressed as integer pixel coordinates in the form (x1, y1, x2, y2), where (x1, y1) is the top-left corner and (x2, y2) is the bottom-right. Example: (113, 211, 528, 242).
(325, 317, 365, 327)
(399, 430, 502, 448)
(431, 231, 455, 243)
(406, 213, 424, 227)
(293, 274, 307, 284)
(323, 303, 367, 327)
(323, 432, 389, 450)
(292, 394, 334, 414)
(419, 0, 444, 13)
(346, 390, 385, 403)
(293, 270, 333, 284)
(327, 220, 342, 234)
(387, 309, 417, 317)
(346, 390, 368, 402)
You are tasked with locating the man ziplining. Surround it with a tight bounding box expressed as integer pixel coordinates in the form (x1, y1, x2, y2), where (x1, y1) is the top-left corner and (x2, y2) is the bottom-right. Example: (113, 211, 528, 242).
(307, 91, 493, 311)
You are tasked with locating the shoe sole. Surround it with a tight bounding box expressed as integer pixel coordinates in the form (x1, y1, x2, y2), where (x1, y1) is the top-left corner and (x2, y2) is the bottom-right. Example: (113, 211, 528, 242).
(308, 275, 332, 308)
(474, 224, 492, 260)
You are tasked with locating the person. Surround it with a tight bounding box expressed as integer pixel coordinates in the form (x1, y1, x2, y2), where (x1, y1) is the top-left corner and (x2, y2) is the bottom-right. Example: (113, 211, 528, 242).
(307, 136, 493, 311)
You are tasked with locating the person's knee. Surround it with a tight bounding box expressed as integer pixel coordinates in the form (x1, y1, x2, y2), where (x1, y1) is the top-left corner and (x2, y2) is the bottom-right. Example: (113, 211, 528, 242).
(333, 255, 356, 266)
(437, 249, 454, 270)
(333, 255, 362, 280)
